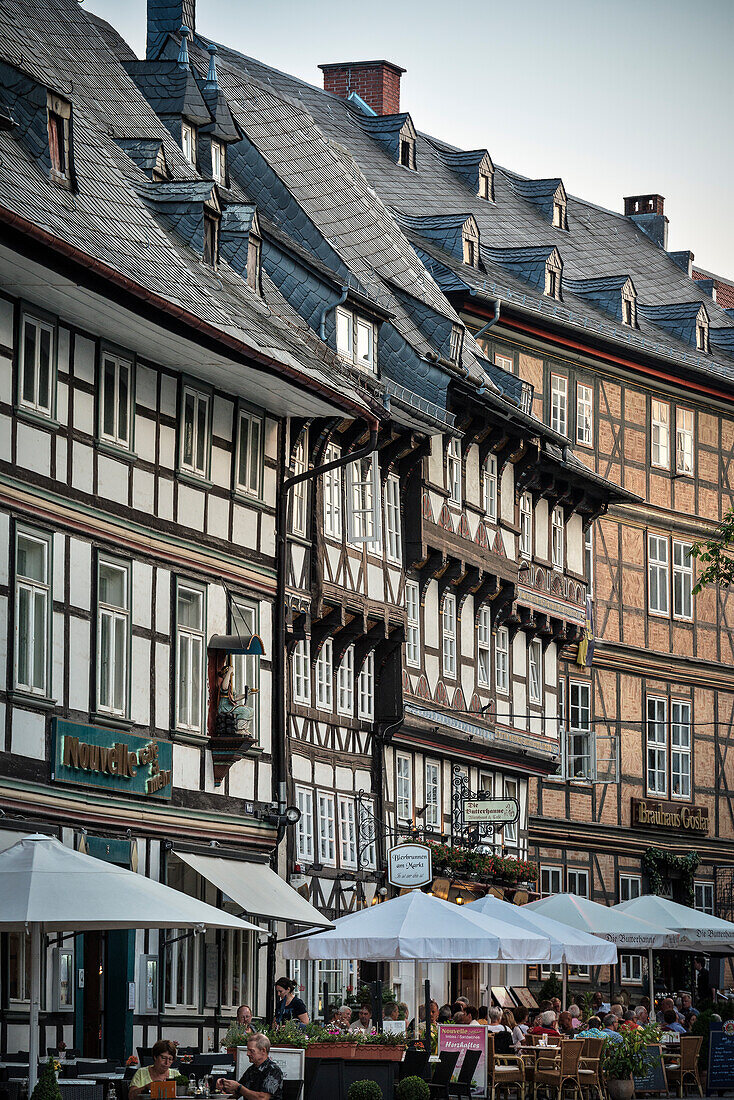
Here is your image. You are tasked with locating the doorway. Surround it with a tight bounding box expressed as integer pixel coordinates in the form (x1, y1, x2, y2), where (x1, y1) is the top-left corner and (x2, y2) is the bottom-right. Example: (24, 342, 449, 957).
(83, 932, 105, 1056)
(451, 962, 480, 1006)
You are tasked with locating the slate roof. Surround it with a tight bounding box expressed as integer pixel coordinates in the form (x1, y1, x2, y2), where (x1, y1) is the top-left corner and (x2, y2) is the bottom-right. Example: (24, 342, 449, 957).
(0, 0, 378, 415)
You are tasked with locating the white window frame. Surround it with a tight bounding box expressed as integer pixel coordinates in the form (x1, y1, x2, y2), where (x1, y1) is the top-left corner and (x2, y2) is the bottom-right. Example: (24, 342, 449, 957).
(519, 492, 533, 558)
(296, 786, 315, 863)
(358, 651, 374, 720)
(291, 433, 308, 537)
(503, 777, 518, 846)
(646, 696, 668, 797)
(696, 320, 709, 353)
(317, 791, 336, 866)
(567, 680, 592, 780)
(338, 796, 358, 870)
(567, 869, 589, 897)
(175, 580, 205, 733)
(541, 866, 562, 896)
(585, 525, 594, 595)
(14, 528, 51, 697)
(396, 754, 412, 824)
(220, 930, 252, 1013)
(292, 638, 311, 706)
(8, 932, 32, 1004)
(651, 399, 670, 469)
(236, 408, 264, 499)
(495, 353, 513, 372)
(384, 474, 402, 563)
(447, 437, 462, 505)
(673, 540, 693, 621)
(19, 314, 55, 418)
(550, 374, 568, 436)
(424, 761, 441, 830)
(528, 639, 542, 705)
(648, 535, 670, 616)
(576, 383, 593, 446)
(620, 954, 643, 983)
(99, 351, 133, 450)
(337, 645, 354, 717)
(315, 639, 333, 711)
(694, 881, 714, 915)
(181, 121, 196, 166)
(619, 874, 642, 902)
(405, 580, 420, 668)
(676, 408, 694, 475)
(551, 507, 564, 569)
(179, 385, 211, 478)
(356, 318, 375, 371)
(164, 863, 201, 1011)
(671, 700, 691, 801)
(483, 453, 498, 521)
(96, 556, 130, 718)
(322, 443, 342, 540)
(336, 307, 353, 359)
(477, 607, 491, 687)
(211, 138, 225, 185)
(442, 593, 457, 678)
(495, 626, 509, 694)
(347, 454, 382, 547)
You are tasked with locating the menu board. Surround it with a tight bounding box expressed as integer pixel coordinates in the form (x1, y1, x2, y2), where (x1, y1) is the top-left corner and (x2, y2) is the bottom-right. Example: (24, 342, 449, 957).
(512, 987, 539, 1010)
(438, 1024, 487, 1098)
(491, 986, 515, 1008)
(632, 1044, 668, 1094)
(707, 1027, 734, 1091)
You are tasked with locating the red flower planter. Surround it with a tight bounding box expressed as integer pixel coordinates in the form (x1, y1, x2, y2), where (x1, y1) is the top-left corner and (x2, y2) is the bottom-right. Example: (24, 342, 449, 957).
(305, 1043, 359, 1059)
(354, 1045, 405, 1062)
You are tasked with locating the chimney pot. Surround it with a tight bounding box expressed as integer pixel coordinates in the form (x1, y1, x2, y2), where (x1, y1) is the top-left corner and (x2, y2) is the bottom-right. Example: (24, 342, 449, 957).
(624, 193, 665, 217)
(318, 60, 406, 116)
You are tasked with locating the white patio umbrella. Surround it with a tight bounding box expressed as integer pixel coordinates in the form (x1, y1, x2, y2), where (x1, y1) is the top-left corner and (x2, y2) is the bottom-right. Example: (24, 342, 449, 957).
(467, 895, 617, 1007)
(0, 835, 262, 1090)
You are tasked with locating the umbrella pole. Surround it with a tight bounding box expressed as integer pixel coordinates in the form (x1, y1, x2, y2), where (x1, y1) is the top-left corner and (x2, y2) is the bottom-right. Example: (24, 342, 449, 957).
(562, 963, 567, 1010)
(648, 947, 654, 1006)
(29, 922, 41, 1093)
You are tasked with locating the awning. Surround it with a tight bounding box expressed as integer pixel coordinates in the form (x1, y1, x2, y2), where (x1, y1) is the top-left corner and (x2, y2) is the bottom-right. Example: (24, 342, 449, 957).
(0, 830, 31, 854)
(176, 851, 334, 929)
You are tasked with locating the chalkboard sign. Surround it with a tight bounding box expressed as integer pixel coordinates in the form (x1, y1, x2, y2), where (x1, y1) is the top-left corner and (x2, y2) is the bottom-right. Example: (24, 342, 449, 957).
(632, 1044, 668, 1094)
(707, 1026, 734, 1091)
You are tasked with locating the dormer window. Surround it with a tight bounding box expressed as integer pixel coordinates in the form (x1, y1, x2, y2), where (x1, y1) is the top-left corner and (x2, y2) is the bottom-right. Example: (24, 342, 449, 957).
(478, 168, 494, 201)
(544, 252, 563, 300)
(463, 238, 476, 266)
(400, 137, 415, 169)
(545, 267, 559, 298)
(211, 139, 226, 186)
(623, 297, 636, 327)
(182, 121, 197, 167)
(462, 218, 481, 268)
(449, 325, 463, 363)
(247, 232, 262, 295)
(47, 93, 72, 186)
(203, 211, 219, 267)
(553, 200, 566, 229)
(336, 306, 377, 372)
(697, 318, 709, 352)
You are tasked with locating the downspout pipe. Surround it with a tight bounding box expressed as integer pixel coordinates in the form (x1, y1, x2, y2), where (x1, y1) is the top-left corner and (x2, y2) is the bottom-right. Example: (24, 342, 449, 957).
(319, 285, 349, 340)
(474, 298, 501, 341)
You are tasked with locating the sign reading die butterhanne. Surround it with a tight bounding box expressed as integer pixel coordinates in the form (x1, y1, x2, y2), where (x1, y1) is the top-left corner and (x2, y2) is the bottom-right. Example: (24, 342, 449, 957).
(52, 719, 173, 800)
(387, 842, 433, 888)
(462, 797, 519, 827)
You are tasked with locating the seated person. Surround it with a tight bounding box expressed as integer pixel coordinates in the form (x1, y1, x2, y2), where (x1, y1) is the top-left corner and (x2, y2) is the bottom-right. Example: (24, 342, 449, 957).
(577, 1016, 604, 1038)
(601, 1014, 624, 1043)
(620, 1010, 639, 1030)
(679, 993, 699, 1029)
(464, 1005, 480, 1026)
(634, 1006, 649, 1025)
(662, 1009, 687, 1035)
(567, 1005, 582, 1030)
(558, 1011, 575, 1036)
(438, 1005, 453, 1023)
(349, 1005, 373, 1033)
(383, 1002, 400, 1022)
(335, 1004, 353, 1030)
(512, 1005, 530, 1047)
(217, 1034, 283, 1100)
(529, 1010, 560, 1037)
(129, 1040, 177, 1100)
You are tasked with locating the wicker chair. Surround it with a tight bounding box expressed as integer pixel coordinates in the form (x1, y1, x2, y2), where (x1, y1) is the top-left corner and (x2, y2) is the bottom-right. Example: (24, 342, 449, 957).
(663, 1035, 703, 1098)
(577, 1037, 605, 1100)
(487, 1032, 527, 1100)
(533, 1038, 584, 1100)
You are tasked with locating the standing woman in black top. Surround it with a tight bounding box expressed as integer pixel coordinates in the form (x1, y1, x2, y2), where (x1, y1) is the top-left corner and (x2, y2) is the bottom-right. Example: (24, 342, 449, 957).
(272, 976, 309, 1027)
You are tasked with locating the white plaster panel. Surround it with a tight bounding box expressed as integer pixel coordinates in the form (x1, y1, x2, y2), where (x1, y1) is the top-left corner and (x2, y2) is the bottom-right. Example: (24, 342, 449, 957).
(177, 483, 205, 532)
(544, 644, 557, 688)
(314, 761, 334, 786)
(207, 583, 227, 636)
(232, 503, 258, 550)
(55, 436, 67, 483)
(355, 768, 372, 791)
(424, 653, 439, 689)
(292, 755, 311, 782)
(225, 757, 255, 800)
(0, 298, 13, 349)
(136, 415, 157, 463)
(567, 513, 583, 574)
(260, 512, 275, 557)
(0, 511, 9, 585)
(68, 616, 90, 711)
(74, 388, 95, 435)
(74, 335, 95, 384)
(535, 498, 549, 561)
(52, 609, 64, 703)
(97, 454, 129, 506)
(132, 561, 153, 629)
(263, 464, 276, 508)
(501, 527, 515, 561)
(155, 642, 170, 730)
(465, 446, 480, 508)
(131, 636, 151, 726)
(501, 465, 514, 520)
(0, 414, 10, 462)
(257, 759, 271, 802)
(136, 364, 157, 410)
(335, 766, 354, 791)
(173, 743, 199, 791)
(132, 467, 155, 513)
(11, 708, 45, 759)
(213, 396, 234, 440)
(57, 326, 70, 376)
(159, 374, 177, 418)
(264, 418, 278, 459)
(427, 435, 443, 484)
(69, 538, 91, 610)
(259, 601, 272, 649)
(0, 595, 6, 690)
(158, 424, 176, 469)
(0, 357, 10, 405)
(56, 380, 68, 427)
(210, 445, 231, 489)
(16, 421, 50, 476)
(258, 669, 271, 753)
(207, 494, 229, 540)
(460, 596, 473, 658)
(52, 531, 65, 600)
(367, 562, 382, 597)
(156, 568, 171, 633)
(157, 477, 174, 521)
(72, 441, 94, 493)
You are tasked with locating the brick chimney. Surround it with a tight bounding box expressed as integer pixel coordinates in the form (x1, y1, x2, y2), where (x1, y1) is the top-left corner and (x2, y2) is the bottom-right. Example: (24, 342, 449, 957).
(624, 193, 668, 249)
(147, 0, 197, 59)
(319, 60, 406, 116)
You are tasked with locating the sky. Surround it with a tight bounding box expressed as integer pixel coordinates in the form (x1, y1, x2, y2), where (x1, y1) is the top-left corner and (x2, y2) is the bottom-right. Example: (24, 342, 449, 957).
(83, 0, 734, 279)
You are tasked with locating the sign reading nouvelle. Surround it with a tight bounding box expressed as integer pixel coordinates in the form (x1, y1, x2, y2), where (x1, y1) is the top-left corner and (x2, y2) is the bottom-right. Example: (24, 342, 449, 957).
(631, 797, 709, 834)
(462, 797, 519, 826)
(52, 719, 173, 800)
(387, 842, 432, 889)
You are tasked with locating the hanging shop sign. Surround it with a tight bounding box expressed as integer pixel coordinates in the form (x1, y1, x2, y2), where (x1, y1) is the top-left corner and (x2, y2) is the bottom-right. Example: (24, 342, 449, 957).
(387, 842, 433, 889)
(631, 798, 708, 834)
(462, 797, 519, 827)
(52, 719, 173, 800)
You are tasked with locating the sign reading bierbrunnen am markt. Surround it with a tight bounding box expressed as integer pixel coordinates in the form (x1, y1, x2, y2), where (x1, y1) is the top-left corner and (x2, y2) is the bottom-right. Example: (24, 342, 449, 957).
(52, 719, 173, 800)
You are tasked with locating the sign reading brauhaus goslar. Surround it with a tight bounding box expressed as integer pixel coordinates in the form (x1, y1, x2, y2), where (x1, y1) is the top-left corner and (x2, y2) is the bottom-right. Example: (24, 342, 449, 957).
(52, 718, 173, 799)
(631, 797, 709, 834)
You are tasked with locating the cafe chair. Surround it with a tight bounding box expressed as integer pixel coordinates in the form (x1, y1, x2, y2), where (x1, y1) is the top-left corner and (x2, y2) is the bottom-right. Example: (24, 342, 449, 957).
(663, 1035, 703, 1098)
(3, 1056, 29, 1064)
(281, 1082, 303, 1100)
(577, 1037, 604, 1100)
(428, 1051, 460, 1099)
(533, 1038, 584, 1100)
(448, 1048, 482, 1099)
(400, 1048, 431, 1081)
(487, 1033, 527, 1100)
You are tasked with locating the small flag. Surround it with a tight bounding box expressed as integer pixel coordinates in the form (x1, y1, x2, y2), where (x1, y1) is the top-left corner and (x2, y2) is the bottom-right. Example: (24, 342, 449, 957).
(576, 594, 595, 667)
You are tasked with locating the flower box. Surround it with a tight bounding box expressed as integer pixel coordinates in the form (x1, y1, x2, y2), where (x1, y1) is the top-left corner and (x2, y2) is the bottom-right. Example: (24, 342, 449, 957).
(305, 1042, 359, 1059)
(354, 1045, 405, 1062)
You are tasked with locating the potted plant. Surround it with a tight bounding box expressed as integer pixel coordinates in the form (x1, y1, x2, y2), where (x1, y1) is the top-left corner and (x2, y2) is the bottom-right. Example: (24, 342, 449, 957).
(31, 1060, 62, 1100)
(305, 1024, 359, 1059)
(222, 1022, 251, 1057)
(262, 1022, 310, 1050)
(346, 1081, 383, 1100)
(395, 1077, 430, 1100)
(602, 1025, 656, 1100)
(354, 1029, 406, 1062)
